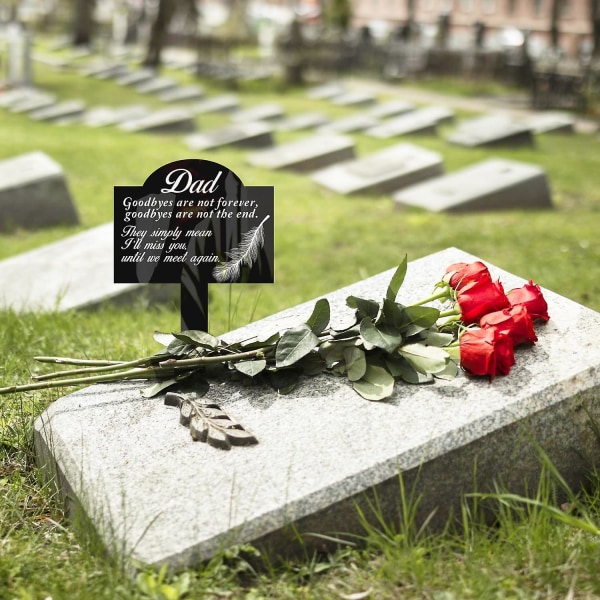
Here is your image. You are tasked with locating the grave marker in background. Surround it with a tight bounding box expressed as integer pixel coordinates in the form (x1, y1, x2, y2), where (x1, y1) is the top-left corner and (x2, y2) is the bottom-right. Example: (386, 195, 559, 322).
(136, 77, 178, 95)
(447, 114, 534, 147)
(189, 94, 240, 115)
(365, 106, 453, 138)
(29, 100, 86, 122)
(393, 158, 552, 212)
(318, 114, 379, 134)
(247, 134, 355, 172)
(230, 103, 284, 123)
(312, 143, 444, 195)
(0, 151, 79, 230)
(118, 108, 197, 134)
(0, 223, 170, 311)
(306, 82, 345, 100)
(185, 122, 274, 151)
(330, 91, 376, 108)
(276, 112, 330, 131)
(159, 85, 205, 104)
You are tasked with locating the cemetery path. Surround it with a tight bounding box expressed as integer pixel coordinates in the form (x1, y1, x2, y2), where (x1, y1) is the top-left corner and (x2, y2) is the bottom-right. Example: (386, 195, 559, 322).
(345, 77, 598, 134)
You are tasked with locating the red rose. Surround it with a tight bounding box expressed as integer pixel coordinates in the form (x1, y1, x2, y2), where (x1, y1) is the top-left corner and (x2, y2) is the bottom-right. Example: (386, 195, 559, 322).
(460, 327, 515, 378)
(445, 261, 492, 290)
(456, 279, 510, 324)
(479, 305, 537, 346)
(507, 281, 550, 322)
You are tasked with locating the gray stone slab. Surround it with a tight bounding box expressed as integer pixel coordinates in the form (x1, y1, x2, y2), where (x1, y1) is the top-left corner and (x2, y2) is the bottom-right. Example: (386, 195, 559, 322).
(0, 151, 79, 230)
(522, 111, 575, 134)
(330, 91, 377, 108)
(364, 106, 453, 138)
(367, 99, 415, 119)
(159, 85, 205, 103)
(230, 103, 285, 124)
(82, 105, 150, 128)
(29, 100, 86, 122)
(32, 54, 70, 70)
(184, 122, 274, 151)
(33, 248, 600, 568)
(317, 114, 379, 134)
(0, 222, 172, 311)
(0, 87, 52, 109)
(118, 108, 197, 134)
(275, 112, 330, 132)
(247, 134, 355, 172)
(8, 92, 56, 114)
(306, 82, 346, 100)
(393, 158, 552, 212)
(311, 143, 444, 195)
(114, 68, 156, 86)
(135, 77, 179, 95)
(81, 62, 128, 78)
(188, 94, 240, 115)
(447, 114, 534, 147)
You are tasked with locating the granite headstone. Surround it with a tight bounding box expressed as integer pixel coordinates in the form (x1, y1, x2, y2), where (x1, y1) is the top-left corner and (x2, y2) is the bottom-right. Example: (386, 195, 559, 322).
(33, 248, 600, 568)
(393, 158, 552, 212)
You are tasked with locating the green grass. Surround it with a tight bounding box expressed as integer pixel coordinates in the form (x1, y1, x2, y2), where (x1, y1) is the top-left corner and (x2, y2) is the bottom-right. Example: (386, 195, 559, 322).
(1, 46, 600, 598)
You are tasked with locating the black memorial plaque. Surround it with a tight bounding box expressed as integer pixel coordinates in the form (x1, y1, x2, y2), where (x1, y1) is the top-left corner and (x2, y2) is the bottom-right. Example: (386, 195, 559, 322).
(114, 159, 274, 331)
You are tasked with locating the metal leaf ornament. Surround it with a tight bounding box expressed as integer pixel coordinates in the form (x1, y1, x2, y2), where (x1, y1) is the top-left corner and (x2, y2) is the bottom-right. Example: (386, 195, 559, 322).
(165, 392, 258, 450)
(212, 215, 270, 283)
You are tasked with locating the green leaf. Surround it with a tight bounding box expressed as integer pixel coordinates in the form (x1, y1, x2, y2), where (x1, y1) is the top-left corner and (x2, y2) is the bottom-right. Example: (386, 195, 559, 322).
(343, 346, 367, 381)
(318, 339, 356, 368)
(153, 331, 176, 347)
(267, 369, 300, 394)
(306, 298, 330, 335)
(386, 256, 408, 301)
(331, 324, 360, 340)
(360, 318, 403, 353)
(380, 299, 407, 329)
(240, 331, 281, 350)
(275, 325, 319, 368)
(402, 306, 440, 331)
(166, 337, 195, 357)
(434, 359, 459, 380)
(297, 351, 326, 376)
(398, 343, 449, 375)
(346, 296, 380, 320)
(421, 330, 455, 347)
(233, 359, 267, 377)
(173, 330, 219, 350)
(386, 355, 434, 384)
(353, 365, 395, 401)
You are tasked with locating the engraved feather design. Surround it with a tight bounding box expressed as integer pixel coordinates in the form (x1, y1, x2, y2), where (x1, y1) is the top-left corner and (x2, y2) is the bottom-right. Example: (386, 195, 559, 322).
(212, 215, 270, 283)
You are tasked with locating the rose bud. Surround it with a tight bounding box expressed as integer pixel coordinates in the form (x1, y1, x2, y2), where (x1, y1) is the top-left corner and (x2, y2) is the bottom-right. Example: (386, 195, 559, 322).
(460, 327, 515, 378)
(479, 305, 537, 346)
(456, 279, 511, 324)
(444, 261, 492, 290)
(507, 281, 550, 322)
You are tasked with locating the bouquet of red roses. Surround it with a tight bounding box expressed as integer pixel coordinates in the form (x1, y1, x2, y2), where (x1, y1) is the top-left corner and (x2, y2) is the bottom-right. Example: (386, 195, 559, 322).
(443, 261, 550, 378)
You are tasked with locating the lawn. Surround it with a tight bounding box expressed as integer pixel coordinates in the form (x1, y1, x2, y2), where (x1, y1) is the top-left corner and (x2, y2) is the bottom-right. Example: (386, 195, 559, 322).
(1, 42, 600, 599)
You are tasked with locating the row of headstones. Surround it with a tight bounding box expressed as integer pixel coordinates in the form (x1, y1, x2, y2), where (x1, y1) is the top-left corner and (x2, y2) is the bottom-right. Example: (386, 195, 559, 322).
(0, 73, 568, 313)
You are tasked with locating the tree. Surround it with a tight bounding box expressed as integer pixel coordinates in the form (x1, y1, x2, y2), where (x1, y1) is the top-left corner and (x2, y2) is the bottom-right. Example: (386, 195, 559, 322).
(323, 0, 352, 32)
(550, 0, 561, 52)
(143, 0, 177, 67)
(142, 0, 198, 68)
(592, 0, 600, 58)
(72, 0, 96, 47)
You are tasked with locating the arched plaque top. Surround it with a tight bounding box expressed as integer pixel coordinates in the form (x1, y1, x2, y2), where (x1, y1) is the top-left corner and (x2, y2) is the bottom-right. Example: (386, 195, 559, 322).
(142, 158, 243, 196)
